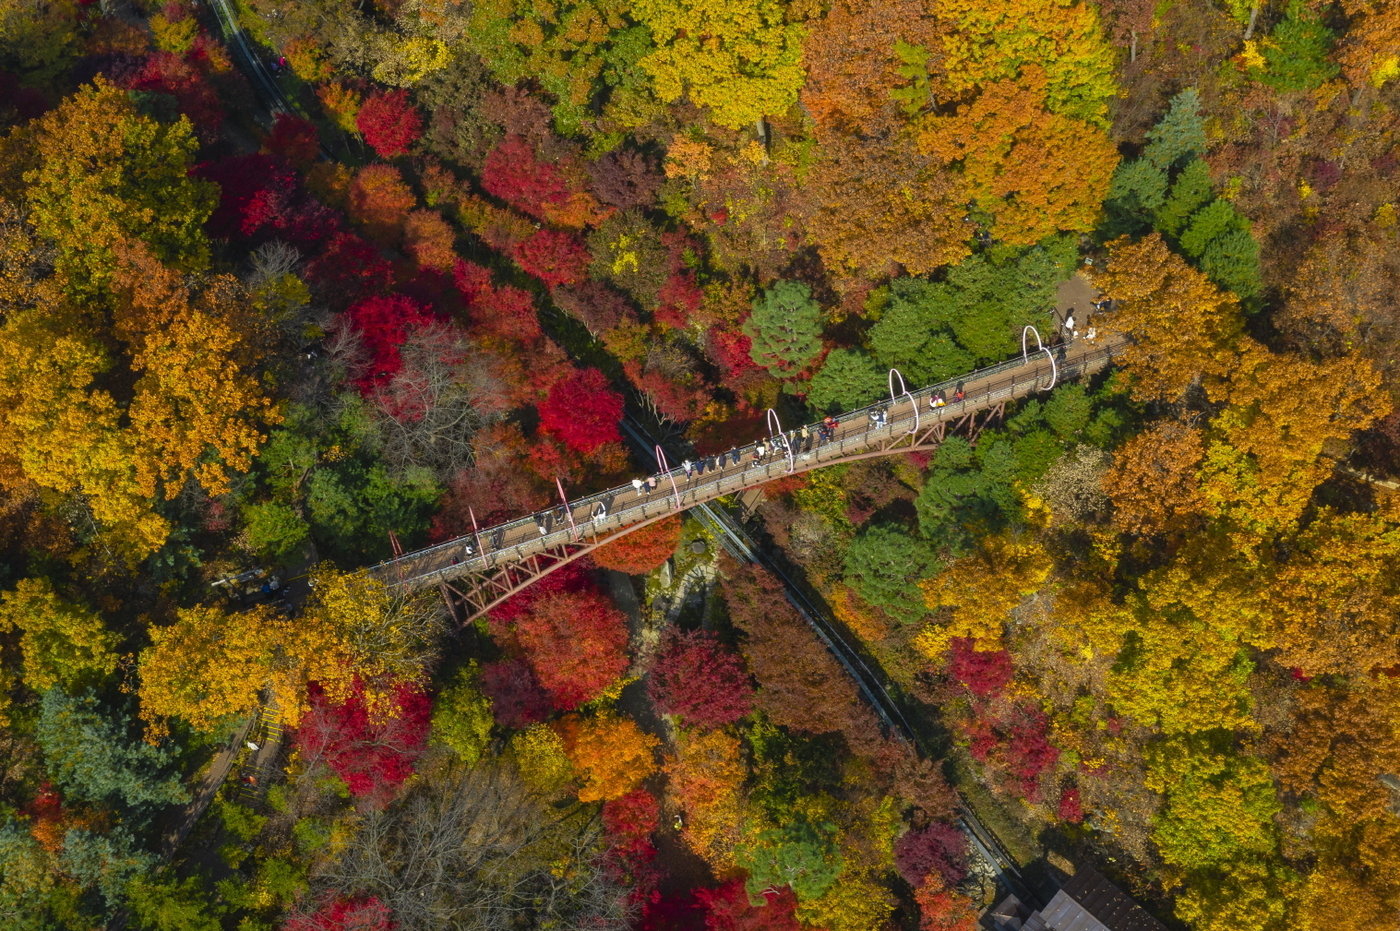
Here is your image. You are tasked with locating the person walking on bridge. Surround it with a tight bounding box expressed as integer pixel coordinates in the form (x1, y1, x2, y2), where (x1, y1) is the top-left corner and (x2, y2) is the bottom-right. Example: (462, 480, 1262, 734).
(632, 477, 646, 497)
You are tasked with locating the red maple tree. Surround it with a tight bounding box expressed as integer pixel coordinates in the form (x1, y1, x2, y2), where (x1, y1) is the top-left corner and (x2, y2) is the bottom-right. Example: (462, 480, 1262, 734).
(537, 367, 624, 454)
(297, 680, 431, 809)
(356, 89, 423, 158)
(694, 880, 804, 931)
(266, 113, 321, 168)
(283, 894, 396, 931)
(478, 658, 553, 729)
(511, 228, 590, 287)
(647, 629, 754, 729)
(480, 134, 572, 221)
(947, 638, 1014, 698)
(894, 821, 970, 888)
(306, 233, 395, 308)
(344, 293, 439, 390)
(512, 587, 629, 710)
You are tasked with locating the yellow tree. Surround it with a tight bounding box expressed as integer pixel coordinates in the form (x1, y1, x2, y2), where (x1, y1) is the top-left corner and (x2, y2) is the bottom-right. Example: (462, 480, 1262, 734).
(111, 242, 276, 501)
(1094, 234, 1245, 405)
(23, 76, 215, 295)
(934, 0, 1117, 127)
(916, 527, 1051, 659)
(0, 578, 117, 693)
(1260, 504, 1400, 675)
(1199, 339, 1389, 535)
(300, 566, 446, 710)
(139, 568, 444, 733)
(632, 0, 806, 130)
(0, 306, 169, 557)
(138, 603, 353, 733)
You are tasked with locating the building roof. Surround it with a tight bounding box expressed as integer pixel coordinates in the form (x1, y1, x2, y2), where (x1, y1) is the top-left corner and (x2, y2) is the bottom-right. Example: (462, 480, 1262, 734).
(1041, 866, 1170, 931)
(988, 865, 1170, 931)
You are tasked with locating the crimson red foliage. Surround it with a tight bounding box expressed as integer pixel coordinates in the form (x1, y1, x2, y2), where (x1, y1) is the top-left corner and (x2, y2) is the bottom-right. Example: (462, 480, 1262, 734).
(964, 703, 1060, 802)
(344, 293, 439, 390)
(695, 880, 805, 931)
(307, 233, 395, 308)
(356, 89, 423, 158)
(127, 52, 224, 142)
(653, 271, 704, 330)
(947, 638, 1014, 698)
(297, 681, 431, 809)
(266, 113, 321, 168)
(1056, 785, 1084, 823)
(602, 788, 661, 894)
(470, 284, 544, 346)
(638, 892, 709, 931)
(707, 328, 757, 379)
(452, 259, 494, 303)
(199, 154, 297, 239)
(511, 228, 590, 287)
(624, 360, 713, 423)
(478, 658, 553, 729)
(647, 629, 753, 729)
(894, 822, 969, 888)
(537, 367, 624, 454)
(480, 135, 572, 221)
(283, 895, 395, 931)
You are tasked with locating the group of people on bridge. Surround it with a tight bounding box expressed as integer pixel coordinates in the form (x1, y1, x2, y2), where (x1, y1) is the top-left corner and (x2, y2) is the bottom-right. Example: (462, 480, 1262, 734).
(436, 386, 975, 572)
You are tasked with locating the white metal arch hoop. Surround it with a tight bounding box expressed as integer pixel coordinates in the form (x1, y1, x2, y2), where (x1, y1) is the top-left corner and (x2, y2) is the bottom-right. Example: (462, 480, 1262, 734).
(765, 408, 795, 473)
(1022, 325, 1058, 392)
(888, 368, 918, 437)
(654, 445, 683, 511)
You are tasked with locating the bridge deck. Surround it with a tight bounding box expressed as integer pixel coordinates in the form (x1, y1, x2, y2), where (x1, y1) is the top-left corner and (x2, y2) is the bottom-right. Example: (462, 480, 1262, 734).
(371, 337, 1121, 593)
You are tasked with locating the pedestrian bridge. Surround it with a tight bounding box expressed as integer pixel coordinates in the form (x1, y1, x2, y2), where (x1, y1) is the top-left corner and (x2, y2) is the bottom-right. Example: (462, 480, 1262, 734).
(369, 335, 1123, 622)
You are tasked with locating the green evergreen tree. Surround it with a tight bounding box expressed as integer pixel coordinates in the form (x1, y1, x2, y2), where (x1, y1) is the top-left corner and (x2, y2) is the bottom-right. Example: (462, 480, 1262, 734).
(744, 280, 824, 378)
(59, 828, 155, 912)
(1103, 158, 1170, 236)
(1154, 159, 1215, 236)
(36, 690, 188, 818)
(1197, 229, 1263, 301)
(736, 817, 844, 904)
(1178, 198, 1251, 261)
(843, 524, 941, 622)
(126, 874, 225, 931)
(806, 348, 886, 413)
(1143, 89, 1207, 171)
(1257, 1, 1339, 92)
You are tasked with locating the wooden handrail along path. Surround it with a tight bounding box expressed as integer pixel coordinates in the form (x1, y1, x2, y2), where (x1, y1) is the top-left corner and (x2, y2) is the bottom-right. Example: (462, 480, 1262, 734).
(369, 336, 1125, 622)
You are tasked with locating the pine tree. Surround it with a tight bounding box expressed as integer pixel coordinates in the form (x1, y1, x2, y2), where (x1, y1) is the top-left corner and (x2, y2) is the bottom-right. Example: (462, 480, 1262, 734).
(1143, 89, 1207, 171)
(743, 280, 824, 378)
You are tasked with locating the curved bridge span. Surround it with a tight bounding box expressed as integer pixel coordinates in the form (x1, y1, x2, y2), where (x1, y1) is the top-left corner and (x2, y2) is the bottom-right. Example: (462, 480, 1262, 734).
(370, 337, 1122, 621)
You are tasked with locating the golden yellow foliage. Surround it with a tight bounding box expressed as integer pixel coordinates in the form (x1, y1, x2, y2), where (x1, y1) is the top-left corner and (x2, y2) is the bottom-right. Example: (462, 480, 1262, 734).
(916, 530, 1051, 659)
(0, 578, 117, 693)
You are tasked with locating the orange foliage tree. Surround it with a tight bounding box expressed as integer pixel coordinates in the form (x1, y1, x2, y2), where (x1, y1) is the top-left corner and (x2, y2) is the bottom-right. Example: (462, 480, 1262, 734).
(1094, 234, 1245, 405)
(591, 515, 682, 575)
(665, 727, 748, 871)
(347, 163, 416, 246)
(558, 711, 659, 803)
(511, 587, 629, 710)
